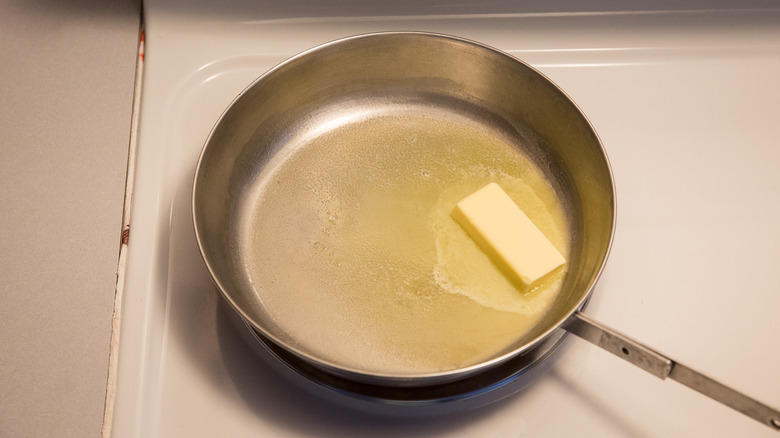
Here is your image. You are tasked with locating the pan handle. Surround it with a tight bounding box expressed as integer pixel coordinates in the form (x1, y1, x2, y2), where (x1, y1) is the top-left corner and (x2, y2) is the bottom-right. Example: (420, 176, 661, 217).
(564, 311, 780, 431)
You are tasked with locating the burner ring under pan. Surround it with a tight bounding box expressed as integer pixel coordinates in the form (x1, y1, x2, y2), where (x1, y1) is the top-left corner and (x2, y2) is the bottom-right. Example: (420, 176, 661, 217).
(238, 315, 570, 412)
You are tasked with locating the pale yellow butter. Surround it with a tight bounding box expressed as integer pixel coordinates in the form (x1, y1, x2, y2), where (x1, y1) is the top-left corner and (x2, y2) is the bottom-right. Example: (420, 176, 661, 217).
(452, 182, 566, 292)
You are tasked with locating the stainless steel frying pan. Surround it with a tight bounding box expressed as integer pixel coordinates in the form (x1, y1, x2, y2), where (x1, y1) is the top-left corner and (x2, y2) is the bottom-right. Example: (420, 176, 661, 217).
(192, 32, 780, 430)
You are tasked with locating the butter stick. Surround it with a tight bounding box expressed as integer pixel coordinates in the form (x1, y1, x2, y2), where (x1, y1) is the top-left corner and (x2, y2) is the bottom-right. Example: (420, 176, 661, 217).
(452, 182, 565, 291)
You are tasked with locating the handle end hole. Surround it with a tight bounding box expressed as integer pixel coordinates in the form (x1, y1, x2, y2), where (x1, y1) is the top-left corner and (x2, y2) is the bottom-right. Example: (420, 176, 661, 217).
(621, 347, 630, 355)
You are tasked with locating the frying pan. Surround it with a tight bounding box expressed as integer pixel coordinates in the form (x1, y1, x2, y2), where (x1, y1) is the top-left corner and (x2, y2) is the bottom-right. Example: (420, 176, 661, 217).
(192, 32, 780, 429)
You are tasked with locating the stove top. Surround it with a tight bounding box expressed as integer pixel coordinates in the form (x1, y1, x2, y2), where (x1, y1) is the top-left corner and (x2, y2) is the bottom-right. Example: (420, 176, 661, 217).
(110, 3, 780, 436)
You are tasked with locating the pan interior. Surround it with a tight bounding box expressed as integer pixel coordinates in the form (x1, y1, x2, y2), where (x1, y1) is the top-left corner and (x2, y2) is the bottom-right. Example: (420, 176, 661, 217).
(232, 95, 574, 376)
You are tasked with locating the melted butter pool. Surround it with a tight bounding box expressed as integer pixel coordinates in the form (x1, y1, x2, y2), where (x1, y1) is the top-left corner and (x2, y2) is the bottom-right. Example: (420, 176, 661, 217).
(244, 111, 570, 375)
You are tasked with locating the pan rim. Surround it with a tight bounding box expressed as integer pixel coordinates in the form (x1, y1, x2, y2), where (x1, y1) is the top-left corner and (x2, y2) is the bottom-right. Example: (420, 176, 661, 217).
(192, 30, 617, 385)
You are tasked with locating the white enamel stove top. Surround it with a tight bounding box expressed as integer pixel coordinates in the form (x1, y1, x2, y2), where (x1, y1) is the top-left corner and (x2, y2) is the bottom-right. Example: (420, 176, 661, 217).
(110, 2, 780, 436)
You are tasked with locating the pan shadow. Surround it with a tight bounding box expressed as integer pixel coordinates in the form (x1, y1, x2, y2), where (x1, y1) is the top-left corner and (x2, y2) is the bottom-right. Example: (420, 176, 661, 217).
(212, 297, 523, 436)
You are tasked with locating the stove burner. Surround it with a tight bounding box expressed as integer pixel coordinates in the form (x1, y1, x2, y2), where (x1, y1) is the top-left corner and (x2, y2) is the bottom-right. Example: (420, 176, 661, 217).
(239, 317, 569, 410)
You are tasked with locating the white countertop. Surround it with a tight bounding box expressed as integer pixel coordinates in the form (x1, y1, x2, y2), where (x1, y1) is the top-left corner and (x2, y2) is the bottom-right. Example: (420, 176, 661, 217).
(0, 1, 141, 436)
